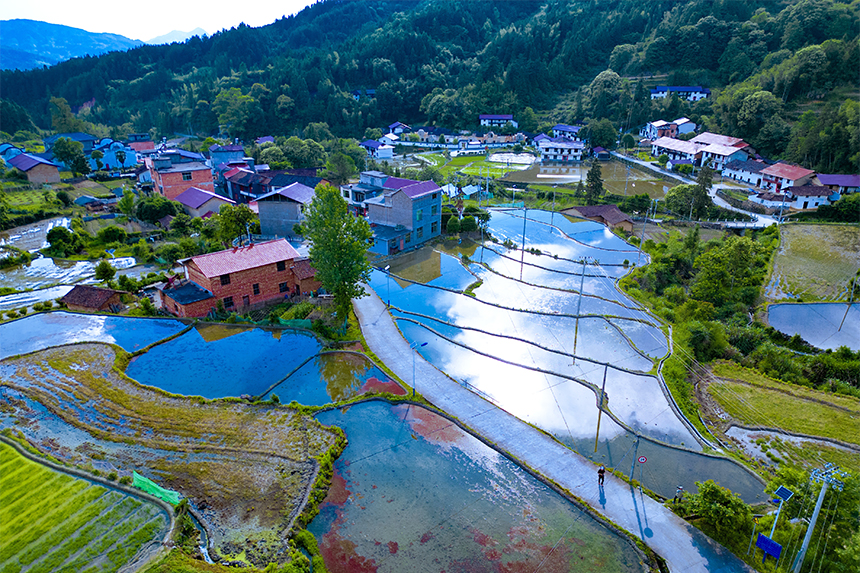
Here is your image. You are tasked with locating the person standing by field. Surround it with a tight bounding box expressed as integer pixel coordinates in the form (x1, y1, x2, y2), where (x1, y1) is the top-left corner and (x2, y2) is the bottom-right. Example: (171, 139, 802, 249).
(598, 465, 605, 486)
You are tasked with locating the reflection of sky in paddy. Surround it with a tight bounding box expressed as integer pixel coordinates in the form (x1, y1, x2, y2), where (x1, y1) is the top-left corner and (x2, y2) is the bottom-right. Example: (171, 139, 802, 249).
(470, 264, 653, 324)
(0, 312, 186, 360)
(479, 248, 631, 298)
(395, 318, 688, 447)
(607, 318, 669, 359)
(517, 210, 644, 253)
(487, 210, 635, 265)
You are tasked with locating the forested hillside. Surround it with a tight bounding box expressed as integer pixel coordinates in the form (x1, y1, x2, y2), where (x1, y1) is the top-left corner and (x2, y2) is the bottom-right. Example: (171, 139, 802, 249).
(1, 0, 858, 172)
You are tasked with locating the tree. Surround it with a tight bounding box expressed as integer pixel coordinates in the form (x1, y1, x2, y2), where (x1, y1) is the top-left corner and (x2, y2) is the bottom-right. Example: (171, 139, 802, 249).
(320, 152, 357, 186)
(693, 165, 714, 219)
(460, 216, 477, 232)
(446, 215, 461, 234)
(91, 150, 104, 171)
(217, 203, 258, 245)
(52, 137, 87, 174)
(118, 189, 135, 218)
(50, 97, 85, 133)
(304, 184, 372, 321)
(585, 162, 604, 206)
(588, 118, 617, 149)
(519, 107, 538, 133)
(115, 149, 127, 168)
(690, 480, 752, 538)
(94, 260, 116, 285)
(136, 195, 177, 223)
(46, 226, 83, 257)
(621, 133, 636, 150)
(56, 190, 72, 207)
(97, 225, 128, 244)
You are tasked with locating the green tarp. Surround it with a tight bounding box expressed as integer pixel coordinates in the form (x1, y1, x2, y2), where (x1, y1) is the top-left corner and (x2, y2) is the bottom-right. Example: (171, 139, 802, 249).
(132, 471, 180, 505)
(278, 318, 312, 329)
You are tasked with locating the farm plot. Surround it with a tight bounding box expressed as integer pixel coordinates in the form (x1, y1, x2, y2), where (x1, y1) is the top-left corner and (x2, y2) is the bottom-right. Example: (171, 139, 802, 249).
(0, 441, 168, 573)
(767, 224, 860, 301)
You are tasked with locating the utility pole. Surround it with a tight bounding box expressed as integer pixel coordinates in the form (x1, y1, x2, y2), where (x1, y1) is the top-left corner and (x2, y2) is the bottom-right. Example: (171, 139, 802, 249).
(629, 434, 640, 482)
(572, 258, 589, 365)
(594, 365, 607, 453)
(838, 273, 857, 331)
(791, 463, 847, 573)
(520, 206, 528, 280)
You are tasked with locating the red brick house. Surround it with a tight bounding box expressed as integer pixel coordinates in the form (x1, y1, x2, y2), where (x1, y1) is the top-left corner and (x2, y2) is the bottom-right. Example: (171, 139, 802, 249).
(158, 239, 321, 317)
(60, 285, 125, 312)
(8, 153, 61, 184)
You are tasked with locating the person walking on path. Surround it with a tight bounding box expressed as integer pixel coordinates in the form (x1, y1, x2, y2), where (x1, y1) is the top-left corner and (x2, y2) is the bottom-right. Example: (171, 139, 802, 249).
(673, 485, 684, 504)
(597, 465, 605, 486)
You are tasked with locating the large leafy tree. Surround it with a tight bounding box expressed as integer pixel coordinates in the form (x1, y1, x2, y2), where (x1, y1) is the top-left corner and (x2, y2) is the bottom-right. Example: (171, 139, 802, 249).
(321, 152, 357, 186)
(585, 162, 604, 206)
(217, 203, 258, 245)
(52, 137, 87, 174)
(304, 183, 372, 321)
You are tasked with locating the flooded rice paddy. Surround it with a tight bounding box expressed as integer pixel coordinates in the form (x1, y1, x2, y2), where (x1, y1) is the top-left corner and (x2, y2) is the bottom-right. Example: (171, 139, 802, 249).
(768, 303, 860, 351)
(310, 401, 646, 573)
(372, 209, 765, 501)
(502, 160, 672, 199)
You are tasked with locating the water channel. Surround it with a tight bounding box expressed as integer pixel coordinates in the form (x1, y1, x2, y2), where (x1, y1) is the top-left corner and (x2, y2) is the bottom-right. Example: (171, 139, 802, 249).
(372, 209, 764, 502)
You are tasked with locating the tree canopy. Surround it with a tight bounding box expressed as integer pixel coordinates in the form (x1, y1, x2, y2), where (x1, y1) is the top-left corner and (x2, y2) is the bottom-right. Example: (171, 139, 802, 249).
(304, 183, 372, 321)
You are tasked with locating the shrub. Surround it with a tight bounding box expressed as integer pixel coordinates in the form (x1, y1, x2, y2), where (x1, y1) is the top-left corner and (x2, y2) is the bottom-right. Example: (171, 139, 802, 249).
(460, 216, 477, 232)
(97, 225, 128, 244)
(446, 216, 461, 234)
(119, 476, 132, 485)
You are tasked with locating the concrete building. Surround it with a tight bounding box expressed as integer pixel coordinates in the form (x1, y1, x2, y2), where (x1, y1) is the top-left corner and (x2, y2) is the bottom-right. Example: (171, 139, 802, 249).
(174, 187, 235, 218)
(479, 114, 518, 128)
(551, 124, 582, 141)
(538, 138, 585, 163)
(256, 182, 316, 237)
(722, 160, 768, 187)
(649, 86, 711, 101)
(760, 163, 815, 192)
(365, 178, 442, 256)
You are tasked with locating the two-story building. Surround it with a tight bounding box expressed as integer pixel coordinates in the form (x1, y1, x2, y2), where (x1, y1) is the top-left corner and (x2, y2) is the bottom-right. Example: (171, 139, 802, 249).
(650, 137, 703, 164)
(157, 239, 320, 317)
(479, 114, 518, 129)
(760, 163, 815, 192)
(360, 140, 394, 160)
(551, 124, 583, 141)
(388, 122, 411, 135)
(538, 138, 585, 163)
(649, 86, 711, 101)
(721, 160, 768, 187)
(256, 182, 316, 237)
(365, 178, 442, 255)
(699, 143, 749, 171)
(340, 170, 387, 215)
(817, 174, 859, 195)
(641, 120, 678, 141)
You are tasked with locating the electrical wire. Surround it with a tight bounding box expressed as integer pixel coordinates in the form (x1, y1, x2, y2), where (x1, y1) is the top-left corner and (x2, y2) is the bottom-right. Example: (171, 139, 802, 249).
(814, 491, 841, 573)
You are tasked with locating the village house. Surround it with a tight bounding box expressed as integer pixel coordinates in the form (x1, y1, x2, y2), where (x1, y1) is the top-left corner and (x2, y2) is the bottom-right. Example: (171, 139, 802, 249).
(690, 132, 754, 156)
(174, 187, 235, 218)
(649, 86, 711, 101)
(60, 285, 125, 313)
(721, 160, 768, 187)
(749, 191, 788, 211)
(563, 205, 634, 233)
(209, 143, 246, 173)
(551, 124, 583, 141)
(148, 149, 213, 201)
(817, 174, 860, 195)
(388, 122, 411, 135)
(538, 138, 585, 163)
(785, 185, 836, 211)
(256, 182, 316, 237)
(157, 239, 320, 317)
(44, 132, 99, 154)
(380, 133, 399, 146)
(760, 162, 815, 192)
(360, 139, 394, 160)
(89, 138, 138, 171)
(650, 137, 702, 164)
(126, 133, 155, 152)
(699, 143, 749, 171)
(674, 117, 696, 135)
(479, 114, 518, 129)
(340, 170, 387, 215)
(641, 120, 677, 141)
(7, 153, 61, 184)
(365, 177, 443, 256)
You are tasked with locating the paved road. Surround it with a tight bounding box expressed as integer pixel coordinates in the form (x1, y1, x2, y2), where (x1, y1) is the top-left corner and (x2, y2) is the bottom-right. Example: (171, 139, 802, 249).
(354, 287, 754, 573)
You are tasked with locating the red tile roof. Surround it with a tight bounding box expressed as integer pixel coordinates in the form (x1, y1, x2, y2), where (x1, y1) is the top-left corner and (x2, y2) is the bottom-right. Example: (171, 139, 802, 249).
(60, 285, 123, 309)
(190, 239, 301, 278)
(290, 258, 317, 280)
(567, 205, 633, 226)
(760, 162, 815, 181)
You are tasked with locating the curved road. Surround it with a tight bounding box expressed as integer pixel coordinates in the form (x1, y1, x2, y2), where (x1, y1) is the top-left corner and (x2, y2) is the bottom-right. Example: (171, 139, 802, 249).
(354, 287, 754, 573)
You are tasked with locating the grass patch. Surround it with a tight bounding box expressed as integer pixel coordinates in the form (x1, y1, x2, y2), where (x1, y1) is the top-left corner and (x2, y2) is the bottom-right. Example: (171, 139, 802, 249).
(709, 362, 860, 445)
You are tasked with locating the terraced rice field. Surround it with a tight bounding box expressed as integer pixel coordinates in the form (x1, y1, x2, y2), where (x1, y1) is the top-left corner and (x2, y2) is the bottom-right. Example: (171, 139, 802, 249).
(0, 441, 168, 573)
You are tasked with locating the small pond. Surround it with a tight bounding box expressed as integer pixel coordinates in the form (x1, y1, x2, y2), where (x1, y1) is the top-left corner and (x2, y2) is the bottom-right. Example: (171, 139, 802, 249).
(768, 302, 860, 351)
(0, 312, 187, 360)
(310, 401, 647, 573)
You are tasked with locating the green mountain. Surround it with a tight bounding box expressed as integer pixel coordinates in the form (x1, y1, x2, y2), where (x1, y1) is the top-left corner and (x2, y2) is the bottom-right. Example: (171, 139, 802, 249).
(0, 19, 143, 71)
(1, 0, 858, 172)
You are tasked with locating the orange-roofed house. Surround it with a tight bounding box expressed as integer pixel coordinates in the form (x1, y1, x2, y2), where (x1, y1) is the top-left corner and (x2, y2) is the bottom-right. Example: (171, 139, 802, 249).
(760, 163, 815, 192)
(158, 239, 321, 317)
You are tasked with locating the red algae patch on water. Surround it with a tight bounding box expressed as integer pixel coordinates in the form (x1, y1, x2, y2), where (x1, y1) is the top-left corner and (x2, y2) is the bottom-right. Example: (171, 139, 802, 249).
(322, 470, 351, 506)
(320, 532, 379, 573)
(393, 404, 464, 446)
(387, 541, 398, 554)
(360, 376, 406, 395)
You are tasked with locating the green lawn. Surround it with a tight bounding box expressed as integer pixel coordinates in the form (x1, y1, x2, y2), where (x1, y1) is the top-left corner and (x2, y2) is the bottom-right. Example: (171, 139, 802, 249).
(709, 362, 860, 445)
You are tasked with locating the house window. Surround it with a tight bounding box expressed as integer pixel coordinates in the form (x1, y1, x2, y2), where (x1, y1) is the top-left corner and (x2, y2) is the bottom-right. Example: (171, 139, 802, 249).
(253, 283, 260, 295)
(417, 226, 424, 239)
(223, 296, 234, 308)
(431, 205, 438, 215)
(416, 209, 423, 222)
(432, 193, 438, 199)
(242, 295, 250, 307)
(277, 261, 286, 272)
(279, 282, 289, 293)
(220, 274, 231, 286)
(342, 190, 349, 198)
(405, 233, 411, 244)
(182, 172, 193, 181)
(431, 222, 438, 233)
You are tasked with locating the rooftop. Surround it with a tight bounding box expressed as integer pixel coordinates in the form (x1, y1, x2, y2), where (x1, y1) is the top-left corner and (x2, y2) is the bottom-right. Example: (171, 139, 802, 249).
(567, 205, 632, 226)
(157, 161, 211, 174)
(189, 239, 301, 277)
(651, 137, 701, 155)
(175, 187, 234, 210)
(790, 185, 831, 197)
(724, 160, 767, 173)
(817, 174, 860, 187)
(691, 132, 745, 148)
(8, 153, 57, 171)
(290, 258, 317, 280)
(480, 114, 514, 120)
(60, 285, 123, 309)
(760, 162, 815, 181)
(163, 280, 214, 305)
(256, 182, 315, 204)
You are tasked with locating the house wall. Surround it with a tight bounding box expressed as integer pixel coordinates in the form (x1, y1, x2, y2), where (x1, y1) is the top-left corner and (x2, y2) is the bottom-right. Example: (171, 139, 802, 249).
(186, 196, 231, 218)
(258, 200, 303, 237)
(186, 258, 304, 312)
(722, 167, 762, 187)
(163, 292, 215, 318)
(25, 164, 61, 184)
(157, 169, 214, 201)
(65, 293, 122, 313)
(790, 195, 830, 210)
